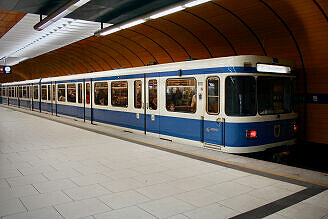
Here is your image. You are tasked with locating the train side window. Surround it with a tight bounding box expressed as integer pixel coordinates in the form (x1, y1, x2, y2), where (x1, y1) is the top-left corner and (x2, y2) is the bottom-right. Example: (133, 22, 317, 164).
(111, 81, 128, 107)
(94, 82, 108, 106)
(78, 83, 82, 104)
(207, 77, 220, 114)
(26, 86, 29, 99)
(148, 80, 157, 110)
(86, 83, 90, 104)
(134, 80, 142, 109)
(41, 85, 47, 100)
(18, 87, 23, 98)
(57, 84, 66, 102)
(47, 85, 51, 101)
(33, 85, 39, 99)
(166, 78, 197, 113)
(22, 86, 26, 98)
(52, 85, 56, 101)
(67, 84, 77, 103)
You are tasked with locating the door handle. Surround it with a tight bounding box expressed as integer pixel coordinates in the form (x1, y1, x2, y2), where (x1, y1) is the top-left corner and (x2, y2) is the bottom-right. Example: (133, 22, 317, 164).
(216, 117, 223, 127)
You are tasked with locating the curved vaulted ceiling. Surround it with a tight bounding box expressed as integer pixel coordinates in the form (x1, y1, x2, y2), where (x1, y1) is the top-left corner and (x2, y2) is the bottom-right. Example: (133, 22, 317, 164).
(1, 0, 328, 143)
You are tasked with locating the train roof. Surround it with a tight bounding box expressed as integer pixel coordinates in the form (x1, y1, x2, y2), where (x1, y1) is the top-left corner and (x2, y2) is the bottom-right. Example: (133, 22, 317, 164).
(1, 55, 294, 85)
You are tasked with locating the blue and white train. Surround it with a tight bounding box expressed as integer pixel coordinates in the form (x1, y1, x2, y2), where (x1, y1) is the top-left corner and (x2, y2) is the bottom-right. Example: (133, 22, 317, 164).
(0, 55, 298, 153)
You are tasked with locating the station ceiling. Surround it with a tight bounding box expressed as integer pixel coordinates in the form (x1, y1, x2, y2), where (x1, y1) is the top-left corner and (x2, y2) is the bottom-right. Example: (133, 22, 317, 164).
(0, 0, 328, 144)
(0, 0, 181, 24)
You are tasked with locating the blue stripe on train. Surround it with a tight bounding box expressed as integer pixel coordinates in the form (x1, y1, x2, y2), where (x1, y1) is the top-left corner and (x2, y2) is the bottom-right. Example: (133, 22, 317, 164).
(225, 120, 295, 147)
(54, 104, 296, 147)
(20, 99, 31, 108)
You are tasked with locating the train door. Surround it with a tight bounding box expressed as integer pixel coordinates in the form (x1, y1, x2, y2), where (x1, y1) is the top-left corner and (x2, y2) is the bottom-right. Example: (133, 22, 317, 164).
(84, 80, 92, 123)
(203, 77, 225, 148)
(51, 83, 57, 115)
(133, 79, 145, 133)
(145, 75, 160, 136)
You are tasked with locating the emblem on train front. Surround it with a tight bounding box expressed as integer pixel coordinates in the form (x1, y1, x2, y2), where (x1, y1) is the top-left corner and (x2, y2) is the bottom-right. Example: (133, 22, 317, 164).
(274, 124, 281, 138)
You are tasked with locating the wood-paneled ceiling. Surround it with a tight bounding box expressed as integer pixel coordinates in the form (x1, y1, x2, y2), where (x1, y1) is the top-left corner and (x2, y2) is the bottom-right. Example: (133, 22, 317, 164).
(3, 0, 325, 92)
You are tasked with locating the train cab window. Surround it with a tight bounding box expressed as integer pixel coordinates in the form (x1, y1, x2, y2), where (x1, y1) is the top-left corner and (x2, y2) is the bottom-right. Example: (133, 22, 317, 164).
(67, 84, 77, 103)
(94, 82, 108, 106)
(258, 77, 293, 115)
(166, 78, 197, 113)
(134, 80, 142, 109)
(148, 80, 157, 110)
(86, 83, 90, 104)
(111, 81, 128, 107)
(47, 85, 51, 101)
(225, 76, 256, 116)
(33, 85, 39, 100)
(57, 84, 66, 102)
(52, 85, 56, 101)
(41, 85, 47, 100)
(78, 84, 82, 104)
(207, 78, 220, 114)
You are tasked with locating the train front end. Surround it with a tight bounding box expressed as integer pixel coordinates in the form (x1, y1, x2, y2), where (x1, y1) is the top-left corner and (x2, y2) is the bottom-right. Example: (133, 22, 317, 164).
(222, 57, 297, 154)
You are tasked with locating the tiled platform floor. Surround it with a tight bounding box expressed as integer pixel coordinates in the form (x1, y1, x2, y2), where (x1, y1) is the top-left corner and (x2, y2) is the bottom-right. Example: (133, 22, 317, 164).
(0, 106, 327, 219)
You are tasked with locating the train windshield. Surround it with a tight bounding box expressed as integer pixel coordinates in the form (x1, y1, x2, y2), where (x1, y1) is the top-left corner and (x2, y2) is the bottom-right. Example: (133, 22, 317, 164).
(225, 76, 257, 116)
(258, 77, 294, 115)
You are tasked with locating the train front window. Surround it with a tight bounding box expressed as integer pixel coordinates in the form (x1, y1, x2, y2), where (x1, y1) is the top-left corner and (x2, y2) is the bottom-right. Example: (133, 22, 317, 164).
(225, 76, 256, 116)
(258, 77, 293, 115)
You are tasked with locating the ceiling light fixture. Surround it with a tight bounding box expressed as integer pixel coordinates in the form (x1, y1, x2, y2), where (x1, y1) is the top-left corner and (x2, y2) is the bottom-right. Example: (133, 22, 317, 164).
(120, 19, 146, 29)
(34, 0, 91, 31)
(99, 27, 121, 36)
(184, 0, 211, 8)
(149, 6, 184, 19)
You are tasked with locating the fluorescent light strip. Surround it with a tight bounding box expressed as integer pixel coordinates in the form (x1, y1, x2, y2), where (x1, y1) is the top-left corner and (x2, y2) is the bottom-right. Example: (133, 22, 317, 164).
(257, 64, 291, 74)
(185, 0, 211, 8)
(120, 19, 146, 29)
(95, 0, 212, 37)
(34, 0, 91, 31)
(149, 6, 184, 19)
(99, 27, 121, 36)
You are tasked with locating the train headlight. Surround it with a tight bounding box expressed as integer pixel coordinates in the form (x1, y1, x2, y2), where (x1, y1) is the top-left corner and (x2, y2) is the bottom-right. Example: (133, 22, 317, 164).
(246, 130, 257, 139)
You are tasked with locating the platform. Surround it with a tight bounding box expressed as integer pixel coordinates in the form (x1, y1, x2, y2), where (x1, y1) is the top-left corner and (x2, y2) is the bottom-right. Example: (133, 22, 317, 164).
(0, 105, 327, 219)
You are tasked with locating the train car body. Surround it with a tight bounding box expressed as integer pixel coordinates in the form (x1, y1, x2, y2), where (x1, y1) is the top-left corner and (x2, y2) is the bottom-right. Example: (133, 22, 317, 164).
(0, 56, 297, 153)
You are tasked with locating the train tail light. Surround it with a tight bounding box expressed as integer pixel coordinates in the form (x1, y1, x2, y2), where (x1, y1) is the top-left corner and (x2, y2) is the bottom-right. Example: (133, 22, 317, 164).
(246, 130, 257, 139)
(293, 124, 298, 133)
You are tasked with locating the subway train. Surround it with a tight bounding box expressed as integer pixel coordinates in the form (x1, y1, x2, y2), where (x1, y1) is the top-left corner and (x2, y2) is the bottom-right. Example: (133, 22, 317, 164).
(0, 55, 298, 154)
